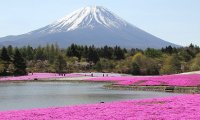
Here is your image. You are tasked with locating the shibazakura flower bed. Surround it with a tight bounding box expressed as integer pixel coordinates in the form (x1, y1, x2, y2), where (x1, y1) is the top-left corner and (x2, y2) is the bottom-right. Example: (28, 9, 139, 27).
(1, 73, 200, 87)
(88, 74, 200, 87)
(0, 94, 199, 120)
(0, 73, 82, 81)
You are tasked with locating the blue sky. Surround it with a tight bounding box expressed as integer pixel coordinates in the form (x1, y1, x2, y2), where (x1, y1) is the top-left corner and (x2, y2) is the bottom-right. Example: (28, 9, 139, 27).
(0, 0, 200, 46)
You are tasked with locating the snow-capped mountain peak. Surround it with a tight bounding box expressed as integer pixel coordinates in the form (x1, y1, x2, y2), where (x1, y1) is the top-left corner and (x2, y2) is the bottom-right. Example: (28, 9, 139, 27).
(40, 6, 128, 33)
(0, 6, 179, 49)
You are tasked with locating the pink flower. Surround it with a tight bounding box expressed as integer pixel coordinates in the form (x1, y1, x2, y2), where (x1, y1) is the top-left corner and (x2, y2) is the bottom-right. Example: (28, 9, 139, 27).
(0, 73, 82, 81)
(88, 74, 200, 86)
(0, 94, 199, 120)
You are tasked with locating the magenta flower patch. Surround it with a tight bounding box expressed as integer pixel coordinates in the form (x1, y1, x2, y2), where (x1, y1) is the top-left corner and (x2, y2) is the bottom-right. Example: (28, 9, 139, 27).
(88, 74, 200, 86)
(0, 94, 199, 120)
(0, 73, 82, 81)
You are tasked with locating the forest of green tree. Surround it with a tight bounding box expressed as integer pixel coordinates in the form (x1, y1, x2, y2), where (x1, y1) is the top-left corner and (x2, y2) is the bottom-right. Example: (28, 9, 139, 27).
(0, 43, 200, 76)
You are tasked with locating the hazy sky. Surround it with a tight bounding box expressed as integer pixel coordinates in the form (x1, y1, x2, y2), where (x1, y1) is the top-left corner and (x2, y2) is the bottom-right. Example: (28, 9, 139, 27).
(0, 0, 200, 46)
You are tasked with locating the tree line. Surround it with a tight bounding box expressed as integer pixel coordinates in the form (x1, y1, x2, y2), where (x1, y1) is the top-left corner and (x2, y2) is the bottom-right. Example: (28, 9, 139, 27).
(0, 43, 200, 76)
(0, 47, 26, 76)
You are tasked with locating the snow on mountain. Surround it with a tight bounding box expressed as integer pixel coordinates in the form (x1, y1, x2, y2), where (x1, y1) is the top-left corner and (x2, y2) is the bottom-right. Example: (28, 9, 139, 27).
(0, 6, 179, 49)
(33, 6, 128, 33)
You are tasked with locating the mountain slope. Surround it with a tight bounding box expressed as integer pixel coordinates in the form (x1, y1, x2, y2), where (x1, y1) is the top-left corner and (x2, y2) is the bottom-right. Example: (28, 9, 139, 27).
(0, 6, 179, 49)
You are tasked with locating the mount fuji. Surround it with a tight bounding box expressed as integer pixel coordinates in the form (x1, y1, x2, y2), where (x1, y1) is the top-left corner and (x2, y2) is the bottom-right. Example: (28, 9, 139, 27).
(0, 6, 179, 49)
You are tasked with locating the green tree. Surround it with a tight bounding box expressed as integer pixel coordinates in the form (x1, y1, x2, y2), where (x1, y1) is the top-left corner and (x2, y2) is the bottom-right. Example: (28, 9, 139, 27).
(132, 52, 159, 75)
(26, 45, 34, 60)
(113, 46, 125, 60)
(190, 53, 200, 71)
(1, 47, 10, 62)
(162, 46, 173, 54)
(179, 49, 193, 62)
(87, 46, 99, 64)
(0, 60, 5, 75)
(145, 48, 162, 58)
(34, 46, 46, 60)
(48, 44, 56, 63)
(131, 62, 140, 75)
(13, 49, 27, 76)
(102, 46, 113, 59)
(7, 45, 13, 57)
(0, 47, 11, 75)
(146, 59, 159, 75)
(54, 54, 67, 73)
(160, 54, 181, 74)
(95, 61, 102, 72)
(132, 52, 147, 67)
(94, 58, 115, 72)
(66, 44, 81, 60)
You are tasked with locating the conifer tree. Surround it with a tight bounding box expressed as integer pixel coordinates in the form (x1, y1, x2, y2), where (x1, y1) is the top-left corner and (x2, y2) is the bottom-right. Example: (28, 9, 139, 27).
(87, 46, 99, 64)
(1, 47, 10, 62)
(13, 49, 27, 76)
(0, 47, 11, 75)
(54, 54, 67, 74)
(7, 45, 13, 57)
(113, 46, 125, 60)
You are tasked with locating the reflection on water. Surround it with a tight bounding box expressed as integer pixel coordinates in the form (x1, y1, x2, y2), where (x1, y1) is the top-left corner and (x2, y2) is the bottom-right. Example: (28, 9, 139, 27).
(0, 82, 180, 111)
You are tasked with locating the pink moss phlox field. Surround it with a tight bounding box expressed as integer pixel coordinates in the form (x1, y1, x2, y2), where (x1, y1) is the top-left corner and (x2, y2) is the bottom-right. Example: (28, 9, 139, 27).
(88, 74, 200, 86)
(0, 73, 82, 81)
(0, 94, 199, 120)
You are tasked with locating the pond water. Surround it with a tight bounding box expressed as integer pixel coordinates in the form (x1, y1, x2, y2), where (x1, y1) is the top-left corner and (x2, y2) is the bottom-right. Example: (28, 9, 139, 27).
(0, 82, 181, 111)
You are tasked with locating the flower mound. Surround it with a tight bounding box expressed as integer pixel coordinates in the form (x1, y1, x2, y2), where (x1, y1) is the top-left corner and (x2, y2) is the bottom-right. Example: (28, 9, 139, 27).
(0, 94, 199, 120)
(0, 73, 82, 81)
(88, 74, 200, 86)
